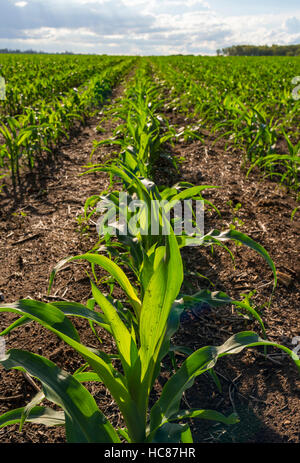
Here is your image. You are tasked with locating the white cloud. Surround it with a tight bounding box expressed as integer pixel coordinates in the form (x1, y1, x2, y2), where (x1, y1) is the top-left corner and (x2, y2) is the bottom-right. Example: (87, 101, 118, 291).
(1, 1, 300, 54)
(15, 1, 28, 6)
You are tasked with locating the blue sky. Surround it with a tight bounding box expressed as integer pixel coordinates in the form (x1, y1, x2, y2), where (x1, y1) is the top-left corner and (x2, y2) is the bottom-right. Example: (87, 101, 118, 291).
(209, 0, 300, 16)
(0, 0, 299, 54)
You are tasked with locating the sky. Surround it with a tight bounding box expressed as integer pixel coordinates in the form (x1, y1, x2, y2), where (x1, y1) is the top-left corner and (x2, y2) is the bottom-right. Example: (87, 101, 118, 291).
(0, 0, 299, 55)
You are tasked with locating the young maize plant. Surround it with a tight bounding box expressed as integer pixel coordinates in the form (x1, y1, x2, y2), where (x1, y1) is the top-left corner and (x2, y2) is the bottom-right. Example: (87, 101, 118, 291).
(82, 162, 276, 298)
(213, 98, 280, 161)
(0, 231, 299, 443)
(247, 130, 300, 190)
(0, 117, 34, 193)
(83, 63, 278, 333)
(92, 62, 177, 178)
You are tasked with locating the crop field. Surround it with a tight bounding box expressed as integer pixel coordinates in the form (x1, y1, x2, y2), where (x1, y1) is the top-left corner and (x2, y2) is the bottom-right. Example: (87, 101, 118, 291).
(0, 54, 299, 444)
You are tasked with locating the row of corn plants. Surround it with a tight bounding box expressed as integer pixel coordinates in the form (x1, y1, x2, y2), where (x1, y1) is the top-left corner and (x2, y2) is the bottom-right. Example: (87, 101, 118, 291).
(0, 54, 124, 116)
(0, 57, 135, 194)
(0, 61, 299, 443)
(152, 56, 300, 193)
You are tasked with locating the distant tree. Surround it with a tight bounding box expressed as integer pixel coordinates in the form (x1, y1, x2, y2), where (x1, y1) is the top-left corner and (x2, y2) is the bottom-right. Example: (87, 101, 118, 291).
(220, 44, 300, 56)
(0, 49, 74, 55)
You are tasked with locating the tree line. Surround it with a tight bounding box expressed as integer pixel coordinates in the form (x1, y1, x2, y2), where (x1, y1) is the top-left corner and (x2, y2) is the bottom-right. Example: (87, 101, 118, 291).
(217, 44, 300, 56)
(0, 48, 74, 55)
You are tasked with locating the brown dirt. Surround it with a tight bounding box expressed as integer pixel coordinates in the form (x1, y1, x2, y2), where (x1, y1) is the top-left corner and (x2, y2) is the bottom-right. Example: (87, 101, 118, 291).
(0, 79, 299, 444)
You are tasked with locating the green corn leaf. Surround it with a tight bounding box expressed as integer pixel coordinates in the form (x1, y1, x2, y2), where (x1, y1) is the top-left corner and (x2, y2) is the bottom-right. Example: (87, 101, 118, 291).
(0, 300, 80, 342)
(73, 371, 102, 382)
(202, 229, 277, 287)
(0, 349, 120, 443)
(180, 289, 267, 337)
(20, 390, 45, 431)
(180, 425, 194, 443)
(139, 232, 183, 379)
(0, 315, 31, 336)
(169, 409, 239, 425)
(164, 185, 218, 212)
(0, 301, 113, 337)
(148, 409, 238, 443)
(50, 301, 112, 334)
(91, 280, 138, 376)
(0, 302, 129, 404)
(17, 129, 34, 146)
(49, 253, 142, 319)
(149, 422, 190, 443)
(0, 406, 65, 429)
(150, 331, 300, 432)
(0, 299, 145, 443)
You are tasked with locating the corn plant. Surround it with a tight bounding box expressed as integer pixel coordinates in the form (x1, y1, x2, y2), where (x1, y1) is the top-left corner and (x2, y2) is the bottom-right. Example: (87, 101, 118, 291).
(77, 163, 280, 343)
(247, 130, 300, 189)
(0, 117, 34, 193)
(0, 231, 298, 443)
(92, 64, 176, 177)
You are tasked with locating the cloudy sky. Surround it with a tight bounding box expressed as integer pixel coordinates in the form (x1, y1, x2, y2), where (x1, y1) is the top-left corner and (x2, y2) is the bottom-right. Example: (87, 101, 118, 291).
(0, 0, 299, 55)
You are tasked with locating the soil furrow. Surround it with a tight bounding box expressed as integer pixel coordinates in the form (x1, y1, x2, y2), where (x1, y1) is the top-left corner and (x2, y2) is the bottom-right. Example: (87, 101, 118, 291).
(0, 79, 128, 443)
(156, 96, 300, 443)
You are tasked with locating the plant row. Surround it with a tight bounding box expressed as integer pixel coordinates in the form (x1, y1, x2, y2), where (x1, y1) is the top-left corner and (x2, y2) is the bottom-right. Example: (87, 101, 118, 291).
(0, 57, 135, 194)
(0, 55, 124, 116)
(152, 56, 300, 192)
